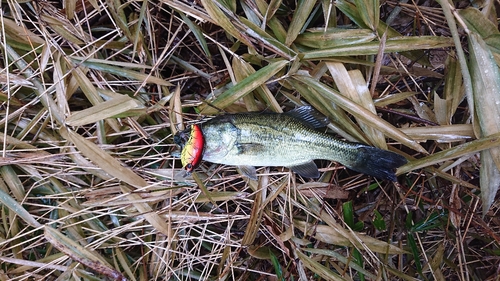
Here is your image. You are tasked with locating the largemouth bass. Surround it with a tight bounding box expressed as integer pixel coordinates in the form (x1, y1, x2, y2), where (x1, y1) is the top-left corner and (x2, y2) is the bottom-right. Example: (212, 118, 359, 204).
(174, 106, 407, 181)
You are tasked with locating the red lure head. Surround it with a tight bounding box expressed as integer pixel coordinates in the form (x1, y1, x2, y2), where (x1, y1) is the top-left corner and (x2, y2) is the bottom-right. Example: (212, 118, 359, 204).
(179, 124, 204, 172)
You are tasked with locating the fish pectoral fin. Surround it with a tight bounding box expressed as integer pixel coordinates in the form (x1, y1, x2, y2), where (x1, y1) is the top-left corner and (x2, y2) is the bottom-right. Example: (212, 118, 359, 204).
(174, 169, 191, 180)
(288, 161, 320, 178)
(237, 165, 258, 180)
(236, 143, 265, 155)
(285, 106, 329, 128)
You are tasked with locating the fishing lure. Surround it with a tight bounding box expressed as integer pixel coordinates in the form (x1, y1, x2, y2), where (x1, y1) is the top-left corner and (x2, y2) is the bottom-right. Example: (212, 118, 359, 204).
(175, 124, 204, 172)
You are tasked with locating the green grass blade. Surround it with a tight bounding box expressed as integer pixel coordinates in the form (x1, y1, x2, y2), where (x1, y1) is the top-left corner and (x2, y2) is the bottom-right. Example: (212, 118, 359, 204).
(199, 60, 288, 114)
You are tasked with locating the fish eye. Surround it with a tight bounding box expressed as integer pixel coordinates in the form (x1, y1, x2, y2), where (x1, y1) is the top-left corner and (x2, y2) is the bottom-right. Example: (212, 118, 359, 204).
(186, 163, 193, 171)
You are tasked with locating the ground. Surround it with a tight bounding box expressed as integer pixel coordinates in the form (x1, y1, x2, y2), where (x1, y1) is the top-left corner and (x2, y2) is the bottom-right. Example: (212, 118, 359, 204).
(0, 0, 499, 280)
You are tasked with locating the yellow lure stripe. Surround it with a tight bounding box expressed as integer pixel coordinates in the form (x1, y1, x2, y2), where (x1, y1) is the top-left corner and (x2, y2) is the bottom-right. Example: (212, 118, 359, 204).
(180, 124, 204, 172)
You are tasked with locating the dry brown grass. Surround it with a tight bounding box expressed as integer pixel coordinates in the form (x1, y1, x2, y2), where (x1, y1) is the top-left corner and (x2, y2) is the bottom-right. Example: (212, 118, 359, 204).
(0, 0, 499, 280)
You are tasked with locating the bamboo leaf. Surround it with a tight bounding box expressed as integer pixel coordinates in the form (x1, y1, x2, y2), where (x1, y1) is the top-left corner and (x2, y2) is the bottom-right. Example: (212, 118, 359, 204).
(169, 84, 184, 134)
(303, 36, 453, 59)
(60, 127, 173, 235)
(40, 14, 86, 45)
(241, 179, 264, 246)
(400, 125, 474, 142)
(0, 72, 34, 88)
(75, 60, 173, 86)
(397, 132, 500, 175)
(199, 60, 288, 115)
(0, 185, 41, 228)
(354, 0, 379, 31)
(69, 65, 120, 132)
(232, 58, 282, 112)
(294, 220, 407, 254)
(60, 127, 148, 187)
(64, 0, 76, 19)
(44, 226, 126, 280)
(200, 0, 254, 47)
(0, 166, 25, 202)
(0, 17, 45, 45)
(480, 150, 500, 215)
(293, 74, 427, 153)
(468, 32, 500, 214)
(66, 95, 142, 126)
(302, 248, 378, 279)
(327, 62, 386, 148)
(239, 17, 296, 59)
(459, 8, 500, 38)
(295, 27, 376, 48)
(442, 53, 464, 122)
(295, 250, 346, 281)
(105, 0, 132, 38)
(179, 12, 212, 59)
(285, 0, 317, 46)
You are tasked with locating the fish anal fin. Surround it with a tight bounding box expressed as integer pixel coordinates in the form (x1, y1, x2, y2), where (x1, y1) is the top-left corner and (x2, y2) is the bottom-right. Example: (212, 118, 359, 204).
(288, 161, 320, 178)
(285, 106, 329, 128)
(238, 165, 257, 180)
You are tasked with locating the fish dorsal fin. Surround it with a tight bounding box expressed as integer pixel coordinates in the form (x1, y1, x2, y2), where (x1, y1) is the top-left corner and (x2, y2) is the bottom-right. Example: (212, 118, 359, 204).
(288, 161, 320, 178)
(285, 106, 329, 128)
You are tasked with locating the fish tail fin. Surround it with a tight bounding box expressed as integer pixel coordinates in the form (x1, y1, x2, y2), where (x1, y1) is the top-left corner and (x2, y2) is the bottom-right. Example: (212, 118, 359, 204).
(346, 146, 407, 181)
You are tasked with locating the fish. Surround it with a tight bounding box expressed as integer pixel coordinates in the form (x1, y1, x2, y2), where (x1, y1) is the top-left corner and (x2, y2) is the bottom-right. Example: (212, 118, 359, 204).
(174, 106, 407, 181)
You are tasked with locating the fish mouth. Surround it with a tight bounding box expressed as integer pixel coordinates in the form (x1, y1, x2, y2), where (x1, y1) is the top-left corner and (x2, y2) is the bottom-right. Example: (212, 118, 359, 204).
(174, 127, 190, 148)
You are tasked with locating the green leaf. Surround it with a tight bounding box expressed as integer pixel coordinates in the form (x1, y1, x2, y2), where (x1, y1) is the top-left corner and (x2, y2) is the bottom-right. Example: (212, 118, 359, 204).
(410, 212, 444, 233)
(302, 36, 453, 59)
(354, 0, 379, 31)
(342, 201, 364, 232)
(407, 233, 423, 273)
(342, 201, 355, 227)
(200, 0, 254, 47)
(179, 12, 212, 59)
(74, 59, 173, 86)
(240, 17, 296, 59)
(468, 32, 500, 214)
(397, 131, 500, 175)
(336, 0, 430, 64)
(485, 34, 500, 54)
(459, 8, 500, 38)
(0, 183, 41, 228)
(199, 60, 288, 114)
(372, 210, 386, 231)
(285, 0, 317, 46)
(295, 27, 376, 49)
(269, 250, 285, 281)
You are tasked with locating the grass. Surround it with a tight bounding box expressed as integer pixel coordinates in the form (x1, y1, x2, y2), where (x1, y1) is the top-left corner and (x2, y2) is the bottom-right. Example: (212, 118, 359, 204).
(0, 0, 500, 280)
